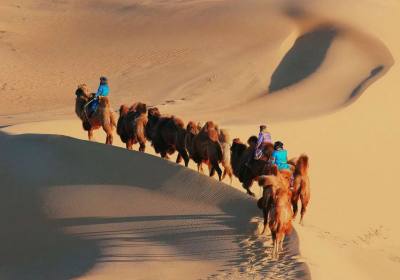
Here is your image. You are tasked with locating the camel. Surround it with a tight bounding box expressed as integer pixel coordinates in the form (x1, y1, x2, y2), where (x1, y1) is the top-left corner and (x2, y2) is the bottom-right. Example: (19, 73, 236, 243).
(146, 107, 189, 166)
(190, 121, 224, 180)
(230, 137, 275, 196)
(291, 154, 310, 225)
(257, 166, 292, 232)
(75, 84, 116, 144)
(219, 129, 233, 183)
(146, 107, 161, 142)
(117, 103, 148, 151)
(185, 122, 232, 182)
(185, 121, 201, 161)
(269, 187, 293, 259)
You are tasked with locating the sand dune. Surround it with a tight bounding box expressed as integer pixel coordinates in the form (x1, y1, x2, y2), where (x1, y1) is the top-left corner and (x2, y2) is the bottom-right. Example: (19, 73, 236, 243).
(0, 132, 309, 279)
(0, 0, 392, 124)
(1, 0, 400, 279)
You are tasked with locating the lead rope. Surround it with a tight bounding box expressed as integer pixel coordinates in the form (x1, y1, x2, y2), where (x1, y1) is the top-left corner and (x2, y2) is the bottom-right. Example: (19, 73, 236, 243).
(83, 98, 96, 121)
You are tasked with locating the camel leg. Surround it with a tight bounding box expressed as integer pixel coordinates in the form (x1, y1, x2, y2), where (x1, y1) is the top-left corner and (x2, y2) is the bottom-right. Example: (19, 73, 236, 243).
(300, 196, 309, 225)
(272, 235, 278, 260)
(197, 163, 202, 172)
(261, 208, 269, 234)
(209, 166, 216, 177)
(139, 142, 145, 152)
(261, 200, 272, 234)
(176, 153, 182, 164)
(279, 234, 285, 251)
(126, 140, 133, 150)
(177, 148, 189, 167)
(105, 131, 113, 145)
(222, 168, 227, 181)
(181, 149, 190, 167)
(243, 180, 255, 196)
(225, 167, 233, 184)
(88, 130, 94, 141)
(292, 199, 299, 220)
(245, 188, 255, 197)
(212, 161, 222, 181)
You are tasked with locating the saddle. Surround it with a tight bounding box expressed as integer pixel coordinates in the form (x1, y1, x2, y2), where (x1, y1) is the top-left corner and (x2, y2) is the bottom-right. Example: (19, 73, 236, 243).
(84, 96, 99, 118)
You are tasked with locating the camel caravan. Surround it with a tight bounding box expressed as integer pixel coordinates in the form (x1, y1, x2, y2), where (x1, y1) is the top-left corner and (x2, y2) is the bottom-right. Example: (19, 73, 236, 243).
(74, 78, 310, 259)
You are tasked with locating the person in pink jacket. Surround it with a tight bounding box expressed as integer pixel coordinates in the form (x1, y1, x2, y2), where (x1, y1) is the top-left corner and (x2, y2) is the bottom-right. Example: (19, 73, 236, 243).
(254, 125, 272, 159)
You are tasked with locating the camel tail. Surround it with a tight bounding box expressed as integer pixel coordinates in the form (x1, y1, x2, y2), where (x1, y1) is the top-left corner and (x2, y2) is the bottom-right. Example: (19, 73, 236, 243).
(297, 154, 309, 176)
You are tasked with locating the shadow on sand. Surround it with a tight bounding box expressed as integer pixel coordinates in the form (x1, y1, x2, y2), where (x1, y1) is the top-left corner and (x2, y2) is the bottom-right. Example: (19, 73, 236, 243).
(0, 132, 310, 279)
(269, 25, 337, 93)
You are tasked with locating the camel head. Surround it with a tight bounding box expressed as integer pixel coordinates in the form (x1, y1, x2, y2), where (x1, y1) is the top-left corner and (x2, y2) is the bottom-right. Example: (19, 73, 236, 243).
(75, 84, 90, 99)
(230, 139, 247, 156)
(148, 107, 161, 118)
(232, 138, 242, 144)
(294, 154, 309, 176)
(136, 103, 147, 114)
(186, 121, 200, 135)
(247, 135, 258, 148)
(119, 105, 130, 116)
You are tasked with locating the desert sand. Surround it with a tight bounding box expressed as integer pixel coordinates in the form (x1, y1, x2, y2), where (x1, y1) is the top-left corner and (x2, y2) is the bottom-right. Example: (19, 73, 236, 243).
(1, 0, 400, 279)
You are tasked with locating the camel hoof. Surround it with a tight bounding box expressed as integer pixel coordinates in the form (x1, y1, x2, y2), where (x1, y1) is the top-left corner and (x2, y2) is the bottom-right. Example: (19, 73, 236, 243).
(246, 190, 255, 197)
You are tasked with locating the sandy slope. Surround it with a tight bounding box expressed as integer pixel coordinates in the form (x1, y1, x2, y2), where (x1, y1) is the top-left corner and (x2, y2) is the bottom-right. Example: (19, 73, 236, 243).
(1, 0, 400, 279)
(0, 132, 309, 280)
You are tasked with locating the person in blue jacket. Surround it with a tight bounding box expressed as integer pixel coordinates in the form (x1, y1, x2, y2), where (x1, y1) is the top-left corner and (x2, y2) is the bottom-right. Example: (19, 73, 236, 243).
(90, 76, 110, 116)
(272, 141, 290, 171)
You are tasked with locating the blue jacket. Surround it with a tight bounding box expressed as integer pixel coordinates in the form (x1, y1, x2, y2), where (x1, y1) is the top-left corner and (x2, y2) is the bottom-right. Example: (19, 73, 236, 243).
(95, 84, 110, 98)
(272, 149, 290, 170)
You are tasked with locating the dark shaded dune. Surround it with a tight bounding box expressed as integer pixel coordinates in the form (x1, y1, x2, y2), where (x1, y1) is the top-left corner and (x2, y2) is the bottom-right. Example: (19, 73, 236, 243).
(269, 25, 337, 93)
(0, 131, 310, 279)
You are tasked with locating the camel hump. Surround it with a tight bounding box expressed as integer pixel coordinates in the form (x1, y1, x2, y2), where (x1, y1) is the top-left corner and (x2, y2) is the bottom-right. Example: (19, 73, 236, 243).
(99, 96, 110, 107)
(207, 129, 219, 142)
(171, 116, 185, 128)
(201, 121, 216, 133)
(135, 103, 147, 114)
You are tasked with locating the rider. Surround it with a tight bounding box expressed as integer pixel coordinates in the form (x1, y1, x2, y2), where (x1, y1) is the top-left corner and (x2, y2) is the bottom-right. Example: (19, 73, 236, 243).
(254, 125, 272, 159)
(89, 76, 110, 116)
(271, 141, 290, 171)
